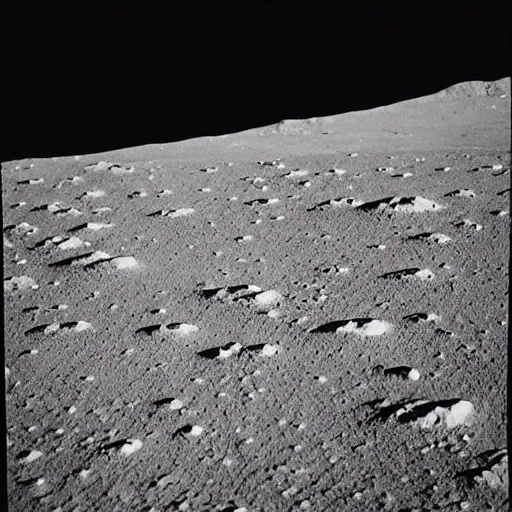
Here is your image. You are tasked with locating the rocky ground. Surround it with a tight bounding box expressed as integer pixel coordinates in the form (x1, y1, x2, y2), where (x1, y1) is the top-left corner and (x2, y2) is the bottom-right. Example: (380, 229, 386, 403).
(3, 78, 510, 511)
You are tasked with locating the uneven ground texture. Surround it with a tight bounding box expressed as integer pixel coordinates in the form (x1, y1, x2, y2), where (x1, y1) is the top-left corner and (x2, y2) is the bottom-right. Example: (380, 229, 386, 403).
(3, 78, 510, 511)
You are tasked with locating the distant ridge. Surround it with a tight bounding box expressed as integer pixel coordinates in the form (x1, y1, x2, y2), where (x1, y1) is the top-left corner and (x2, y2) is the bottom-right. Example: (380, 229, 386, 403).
(434, 77, 510, 99)
(250, 78, 510, 136)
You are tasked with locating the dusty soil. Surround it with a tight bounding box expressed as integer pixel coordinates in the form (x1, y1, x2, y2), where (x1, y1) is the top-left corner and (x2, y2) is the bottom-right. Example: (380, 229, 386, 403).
(3, 78, 510, 511)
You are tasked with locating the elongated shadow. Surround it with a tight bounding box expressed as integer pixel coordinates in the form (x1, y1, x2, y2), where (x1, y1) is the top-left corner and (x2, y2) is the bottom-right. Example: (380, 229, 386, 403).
(31, 236, 59, 249)
(67, 223, 89, 232)
(82, 258, 114, 269)
(310, 318, 374, 333)
(356, 197, 395, 211)
(396, 399, 461, 424)
(245, 343, 266, 352)
(379, 268, 420, 279)
(172, 425, 193, 439)
(24, 324, 52, 335)
(153, 398, 177, 407)
(370, 399, 424, 422)
(48, 253, 95, 267)
(136, 325, 163, 335)
(99, 439, 129, 453)
(455, 449, 507, 485)
(408, 233, 432, 240)
(384, 366, 414, 377)
(201, 284, 256, 299)
(403, 313, 428, 322)
(307, 200, 332, 212)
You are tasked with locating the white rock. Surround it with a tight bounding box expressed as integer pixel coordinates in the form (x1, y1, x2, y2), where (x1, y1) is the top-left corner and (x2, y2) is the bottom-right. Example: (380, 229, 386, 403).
(254, 290, 283, 307)
(169, 399, 184, 410)
(79, 469, 91, 479)
(85, 190, 106, 198)
(47, 202, 65, 212)
(111, 165, 135, 174)
(260, 344, 279, 357)
(84, 161, 110, 171)
(391, 196, 445, 213)
(218, 342, 243, 359)
(44, 323, 61, 334)
(75, 251, 110, 266)
(61, 207, 83, 217)
(110, 256, 138, 269)
(4, 275, 37, 291)
(457, 219, 482, 231)
(72, 321, 92, 332)
(120, 439, 143, 455)
(429, 233, 451, 244)
(282, 485, 298, 498)
(474, 452, 508, 492)
(57, 236, 84, 250)
(408, 369, 421, 381)
(415, 269, 435, 281)
(417, 400, 475, 429)
(329, 197, 362, 208)
(337, 319, 391, 337)
(129, 190, 147, 198)
(168, 208, 195, 218)
(20, 450, 43, 464)
(86, 222, 115, 230)
(189, 426, 203, 436)
(285, 169, 309, 178)
(166, 323, 199, 336)
(9, 222, 38, 235)
(92, 207, 112, 214)
(458, 189, 476, 198)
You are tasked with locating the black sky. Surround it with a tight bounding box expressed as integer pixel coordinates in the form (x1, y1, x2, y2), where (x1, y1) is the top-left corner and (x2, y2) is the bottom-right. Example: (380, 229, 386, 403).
(1, 2, 510, 161)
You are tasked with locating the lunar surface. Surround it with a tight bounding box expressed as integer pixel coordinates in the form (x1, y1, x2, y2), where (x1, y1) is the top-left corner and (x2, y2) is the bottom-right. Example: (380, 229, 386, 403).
(3, 78, 510, 511)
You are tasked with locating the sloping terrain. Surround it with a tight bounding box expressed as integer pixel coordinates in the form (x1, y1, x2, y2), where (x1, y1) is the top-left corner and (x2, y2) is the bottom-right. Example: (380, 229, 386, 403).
(3, 78, 510, 511)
